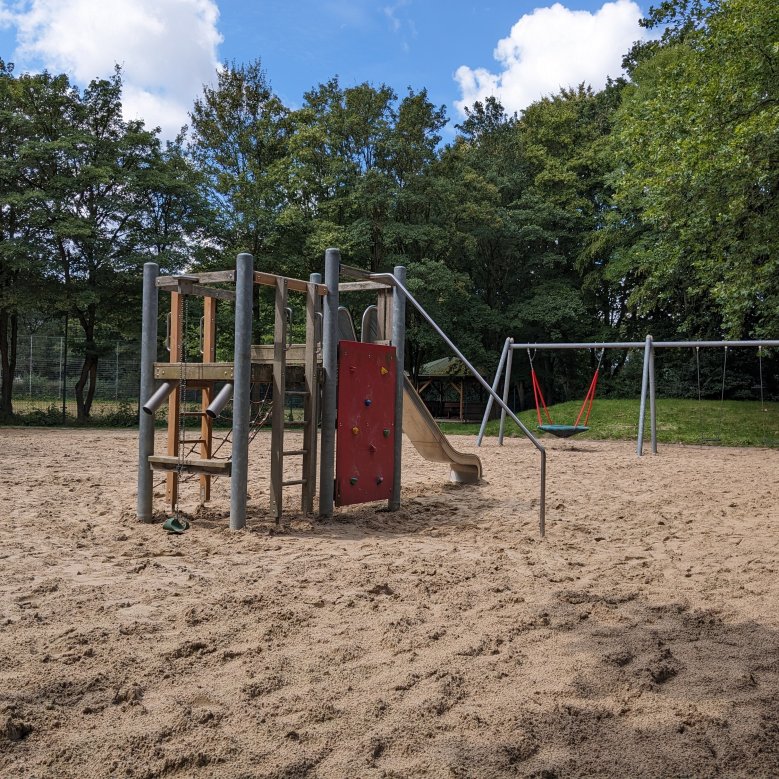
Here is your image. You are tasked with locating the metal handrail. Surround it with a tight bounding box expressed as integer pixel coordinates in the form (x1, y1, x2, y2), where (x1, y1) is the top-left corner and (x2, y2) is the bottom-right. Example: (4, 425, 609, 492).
(370, 272, 547, 536)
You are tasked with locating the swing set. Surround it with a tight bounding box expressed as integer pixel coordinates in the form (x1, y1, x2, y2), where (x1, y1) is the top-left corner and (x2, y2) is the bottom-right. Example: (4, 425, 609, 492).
(477, 336, 779, 454)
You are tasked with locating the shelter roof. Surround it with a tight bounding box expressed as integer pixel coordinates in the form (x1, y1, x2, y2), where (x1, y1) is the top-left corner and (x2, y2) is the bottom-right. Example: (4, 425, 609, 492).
(419, 356, 473, 378)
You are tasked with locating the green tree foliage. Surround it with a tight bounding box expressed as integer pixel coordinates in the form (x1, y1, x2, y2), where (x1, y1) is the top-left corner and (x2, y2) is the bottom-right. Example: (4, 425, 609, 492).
(284, 78, 447, 272)
(0, 65, 204, 420)
(188, 60, 290, 269)
(0, 64, 74, 417)
(611, 0, 779, 337)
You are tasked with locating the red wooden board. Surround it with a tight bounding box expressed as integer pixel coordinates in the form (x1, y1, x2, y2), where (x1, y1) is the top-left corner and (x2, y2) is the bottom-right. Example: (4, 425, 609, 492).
(335, 342, 397, 506)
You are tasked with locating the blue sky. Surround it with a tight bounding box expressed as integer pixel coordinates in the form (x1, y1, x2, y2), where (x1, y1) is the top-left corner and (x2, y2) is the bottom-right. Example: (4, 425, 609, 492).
(0, 0, 648, 139)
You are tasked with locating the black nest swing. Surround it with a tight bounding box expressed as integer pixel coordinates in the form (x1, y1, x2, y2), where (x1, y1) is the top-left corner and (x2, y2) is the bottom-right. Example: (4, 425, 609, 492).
(529, 350, 603, 438)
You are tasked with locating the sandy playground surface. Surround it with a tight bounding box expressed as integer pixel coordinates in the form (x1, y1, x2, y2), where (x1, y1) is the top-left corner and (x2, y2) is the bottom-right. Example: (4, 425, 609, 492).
(2, 427, 779, 778)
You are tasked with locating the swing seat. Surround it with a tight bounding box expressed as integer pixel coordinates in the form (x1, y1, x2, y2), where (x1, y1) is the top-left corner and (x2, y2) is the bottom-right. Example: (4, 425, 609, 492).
(538, 424, 589, 438)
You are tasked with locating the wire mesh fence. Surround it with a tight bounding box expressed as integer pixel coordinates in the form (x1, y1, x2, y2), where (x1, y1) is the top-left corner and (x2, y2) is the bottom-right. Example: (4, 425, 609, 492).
(6, 336, 141, 421)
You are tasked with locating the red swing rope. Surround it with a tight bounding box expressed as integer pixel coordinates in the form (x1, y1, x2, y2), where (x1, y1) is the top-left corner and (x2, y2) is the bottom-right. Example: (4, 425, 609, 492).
(528, 349, 604, 428)
(528, 350, 554, 425)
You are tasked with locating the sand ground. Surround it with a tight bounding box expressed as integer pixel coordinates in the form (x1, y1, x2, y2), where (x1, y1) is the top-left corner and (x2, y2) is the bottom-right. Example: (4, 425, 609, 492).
(2, 427, 779, 778)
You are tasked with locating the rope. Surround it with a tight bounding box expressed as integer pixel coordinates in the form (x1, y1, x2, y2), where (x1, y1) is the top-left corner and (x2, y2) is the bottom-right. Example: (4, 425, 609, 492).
(527, 349, 553, 425)
(574, 349, 604, 427)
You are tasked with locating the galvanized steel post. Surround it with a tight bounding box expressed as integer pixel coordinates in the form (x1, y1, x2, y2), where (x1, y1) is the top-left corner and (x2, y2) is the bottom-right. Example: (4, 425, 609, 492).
(230, 252, 254, 530)
(637, 335, 652, 456)
(649, 340, 657, 454)
(498, 338, 514, 446)
(137, 262, 159, 521)
(476, 337, 511, 446)
(318, 248, 340, 517)
(389, 265, 406, 511)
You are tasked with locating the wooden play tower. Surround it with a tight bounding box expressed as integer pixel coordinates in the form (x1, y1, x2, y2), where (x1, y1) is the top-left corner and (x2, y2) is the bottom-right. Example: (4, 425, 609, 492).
(136, 249, 411, 528)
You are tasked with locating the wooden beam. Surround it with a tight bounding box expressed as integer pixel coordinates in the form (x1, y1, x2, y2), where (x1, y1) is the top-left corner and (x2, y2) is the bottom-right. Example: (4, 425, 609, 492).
(338, 280, 391, 292)
(194, 270, 236, 284)
(339, 263, 372, 280)
(155, 362, 268, 381)
(156, 270, 236, 286)
(156, 279, 235, 300)
(149, 455, 232, 476)
(155, 362, 237, 381)
(253, 271, 327, 296)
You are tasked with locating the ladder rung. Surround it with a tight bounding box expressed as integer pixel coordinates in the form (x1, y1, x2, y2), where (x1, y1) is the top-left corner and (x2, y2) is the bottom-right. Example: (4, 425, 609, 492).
(181, 438, 207, 444)
(282, 449, 307, 456)
(281, 478, 307, 487)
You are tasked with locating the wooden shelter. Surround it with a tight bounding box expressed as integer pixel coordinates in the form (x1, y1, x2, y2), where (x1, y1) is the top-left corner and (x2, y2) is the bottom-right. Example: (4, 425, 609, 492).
(416, 356, 490, 421)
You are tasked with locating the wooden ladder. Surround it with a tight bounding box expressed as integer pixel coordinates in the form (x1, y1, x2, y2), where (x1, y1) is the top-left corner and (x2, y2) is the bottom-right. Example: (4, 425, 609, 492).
(269, 277, 320, 520)
(163, 292, 223, 511)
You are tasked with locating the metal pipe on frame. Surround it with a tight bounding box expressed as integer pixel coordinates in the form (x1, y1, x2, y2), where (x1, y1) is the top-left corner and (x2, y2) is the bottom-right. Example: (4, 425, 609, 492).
(476, 337, 512, 446)
(318, 248, 340, 517)
(369, 272, 548, 537)
(137, 262, 159, 522)
(389, 265, 406, 512)
(141, 381, 175, 415)
(205, 382, 234, 419)
(637, 335, 652, 457)
(498, 340, 514, 445)
(229, 252, 254, 530)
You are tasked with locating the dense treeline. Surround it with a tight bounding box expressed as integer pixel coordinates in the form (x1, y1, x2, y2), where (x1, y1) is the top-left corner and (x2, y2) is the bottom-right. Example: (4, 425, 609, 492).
(1, 0, 776, 419)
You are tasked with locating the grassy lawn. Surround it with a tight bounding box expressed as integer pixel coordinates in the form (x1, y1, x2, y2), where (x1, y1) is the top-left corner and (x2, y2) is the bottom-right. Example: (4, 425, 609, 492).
(440, 398, 779, 448)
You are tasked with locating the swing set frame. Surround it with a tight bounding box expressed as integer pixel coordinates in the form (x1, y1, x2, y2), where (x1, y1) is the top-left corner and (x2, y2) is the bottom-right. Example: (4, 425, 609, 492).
(477, 336, 779, 455)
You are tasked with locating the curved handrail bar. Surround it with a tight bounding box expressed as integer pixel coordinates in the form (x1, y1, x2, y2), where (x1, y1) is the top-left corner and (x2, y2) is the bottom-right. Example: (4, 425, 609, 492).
(370, 272, 547, 536)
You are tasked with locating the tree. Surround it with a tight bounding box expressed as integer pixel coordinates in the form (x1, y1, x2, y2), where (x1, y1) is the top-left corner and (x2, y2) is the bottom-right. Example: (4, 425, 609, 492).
(188, 60, 290, 268)
(0, 64, 74, 418)
(611, 0, 779, 337)
(282, 79, 448, 272)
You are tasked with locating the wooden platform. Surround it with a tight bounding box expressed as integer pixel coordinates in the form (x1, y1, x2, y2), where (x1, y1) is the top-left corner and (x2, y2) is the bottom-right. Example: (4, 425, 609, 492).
(148, 455, 232, 476)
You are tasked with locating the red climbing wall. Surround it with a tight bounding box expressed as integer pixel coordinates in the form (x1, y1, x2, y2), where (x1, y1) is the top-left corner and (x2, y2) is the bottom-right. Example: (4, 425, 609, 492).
(335, 341, 397, 506)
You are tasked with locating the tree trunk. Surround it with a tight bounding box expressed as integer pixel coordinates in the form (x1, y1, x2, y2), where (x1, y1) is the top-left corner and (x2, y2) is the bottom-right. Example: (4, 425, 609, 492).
(74, 350, 98, 421)
(0, 309, 18, 418)
(74, 311, 99, 421)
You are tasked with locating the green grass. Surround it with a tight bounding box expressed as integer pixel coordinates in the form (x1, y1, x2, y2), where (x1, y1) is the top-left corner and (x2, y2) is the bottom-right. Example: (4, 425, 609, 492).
(439, 398, 779, 448)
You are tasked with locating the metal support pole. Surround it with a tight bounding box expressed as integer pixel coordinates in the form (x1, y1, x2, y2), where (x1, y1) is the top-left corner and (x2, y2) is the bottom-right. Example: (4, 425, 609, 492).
(230, 252, 254, 530)
(62, 314, 68, 421)
(498, 339, 514, 446)
(370, 272, 547, 536)
(318, 248, 340, 517)
(649, 341, 657, 454)
(302, 272, 321, 514)
(389, 265, 406, 511)
(476, 337, 511, 446)
(137, 262, 159, 521)
(637, 335, 652, 456)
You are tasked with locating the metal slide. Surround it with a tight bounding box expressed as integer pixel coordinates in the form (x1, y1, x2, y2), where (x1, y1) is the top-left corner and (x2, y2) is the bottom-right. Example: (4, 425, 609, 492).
(402, 375, 482, 484)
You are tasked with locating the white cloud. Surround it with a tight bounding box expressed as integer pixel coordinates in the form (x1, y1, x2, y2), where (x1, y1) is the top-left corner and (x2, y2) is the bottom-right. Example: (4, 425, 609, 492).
(455, 0, 647, 116)
(0, 0, 222, 139)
